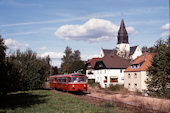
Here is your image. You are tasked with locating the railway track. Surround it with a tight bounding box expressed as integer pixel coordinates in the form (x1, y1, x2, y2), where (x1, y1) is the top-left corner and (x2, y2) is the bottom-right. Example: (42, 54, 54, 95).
(50, 89, 169, 113)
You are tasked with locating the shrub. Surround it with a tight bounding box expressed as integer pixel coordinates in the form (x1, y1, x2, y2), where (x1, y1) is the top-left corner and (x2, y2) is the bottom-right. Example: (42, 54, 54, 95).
(87, 80, 101, 88)
(108, 84, 124, 91)
(88, 79, 95, 86)
(135, 89, 142, 96)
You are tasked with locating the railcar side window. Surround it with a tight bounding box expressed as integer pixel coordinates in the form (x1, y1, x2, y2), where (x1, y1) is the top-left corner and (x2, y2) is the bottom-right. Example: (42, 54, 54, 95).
(63, 77, 66, 82)
(79, 77, 85, 82)
(68, 77, 71, 82)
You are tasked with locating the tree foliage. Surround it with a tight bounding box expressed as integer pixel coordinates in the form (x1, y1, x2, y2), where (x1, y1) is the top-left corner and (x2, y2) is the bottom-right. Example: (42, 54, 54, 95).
(0, 35, 8, 95)
(61, 46, 84, 74)
(69, 60, 85, 74)
(142, 46, 157, 53)
(8, 49, 51, 90)
(146, 38, 170, 98)
(50, 66, 58, 75)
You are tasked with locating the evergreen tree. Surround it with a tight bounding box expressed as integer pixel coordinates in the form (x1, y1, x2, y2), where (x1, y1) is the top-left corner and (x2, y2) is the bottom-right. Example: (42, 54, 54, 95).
(72, 50, 81, 61)
(61, 46, 73, 73)
(69, 60, 85, 73)
(146, 38, 170, 98)
(61, 46, 84, 74)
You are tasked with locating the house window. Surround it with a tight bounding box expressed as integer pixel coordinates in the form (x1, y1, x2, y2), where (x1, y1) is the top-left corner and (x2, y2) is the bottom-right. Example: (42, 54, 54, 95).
(128, 83, 131, 88)
(99, 64, 103, 67)
(134, 73, 137, 78)
(110, 78, 118, 82)
(128, 73, 130, 78)
(120, 69, 122, 73)
(88, 71, 93, 75)
(87, 64, 92, 68)
(104, 76, 107, 83)
(134, 83, 137, 89)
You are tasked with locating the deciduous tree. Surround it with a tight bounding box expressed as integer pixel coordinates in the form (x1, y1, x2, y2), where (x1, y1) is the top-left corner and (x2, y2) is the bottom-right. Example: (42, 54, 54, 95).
(0, 35, 7, 95)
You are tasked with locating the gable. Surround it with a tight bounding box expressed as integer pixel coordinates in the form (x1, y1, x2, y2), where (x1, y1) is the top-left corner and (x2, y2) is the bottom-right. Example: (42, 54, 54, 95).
(125, 53, 153, 72)
(94, 61, 106, 69)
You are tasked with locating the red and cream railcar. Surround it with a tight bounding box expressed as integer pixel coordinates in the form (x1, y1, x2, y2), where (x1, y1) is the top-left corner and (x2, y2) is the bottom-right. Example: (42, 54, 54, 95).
(49, 74, 87, 92)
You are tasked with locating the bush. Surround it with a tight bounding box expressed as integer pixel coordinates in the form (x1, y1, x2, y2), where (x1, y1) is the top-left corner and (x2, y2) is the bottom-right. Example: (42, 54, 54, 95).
(108, 84, 124, 91)
(88, 80, 101, 88)
(135, 89, 142, 96)
(88, 79, 95, 86)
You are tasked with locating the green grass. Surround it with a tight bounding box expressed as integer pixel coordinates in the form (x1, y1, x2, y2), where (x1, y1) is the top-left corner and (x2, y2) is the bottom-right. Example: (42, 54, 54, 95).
(0, 90, 131, 113)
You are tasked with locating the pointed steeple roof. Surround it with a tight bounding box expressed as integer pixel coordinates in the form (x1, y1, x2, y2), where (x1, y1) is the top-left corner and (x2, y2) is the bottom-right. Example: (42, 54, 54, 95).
(117, 19, 129, 44)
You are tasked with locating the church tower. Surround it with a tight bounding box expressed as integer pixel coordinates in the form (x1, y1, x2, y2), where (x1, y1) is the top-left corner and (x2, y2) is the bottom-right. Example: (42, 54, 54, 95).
(116, 19, 130, 55)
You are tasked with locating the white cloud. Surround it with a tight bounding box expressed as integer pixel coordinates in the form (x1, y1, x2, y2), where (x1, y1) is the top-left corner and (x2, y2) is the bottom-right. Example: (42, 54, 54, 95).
(40, 51, 99, 67)
(161, 31, 169, 37)
(40, 52, 64, 67)
(161, 23, 170, 37)
(51, 59, 62, 67)
(5, 38, 29, 50)
(40, 52, 64, 59)
(81, 54, 99, 61)
(161, 23, 170, 30)
(55, 18, 137, 42)
(36, 46, 47, 51)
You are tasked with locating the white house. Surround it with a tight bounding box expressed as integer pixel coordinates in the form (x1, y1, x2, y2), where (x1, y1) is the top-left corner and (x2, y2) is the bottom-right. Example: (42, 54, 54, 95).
(86, 55, 130, 88)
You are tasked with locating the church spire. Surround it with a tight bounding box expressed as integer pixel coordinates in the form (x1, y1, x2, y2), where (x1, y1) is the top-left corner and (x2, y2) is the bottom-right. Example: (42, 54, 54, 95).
(117, 19, 129, 44)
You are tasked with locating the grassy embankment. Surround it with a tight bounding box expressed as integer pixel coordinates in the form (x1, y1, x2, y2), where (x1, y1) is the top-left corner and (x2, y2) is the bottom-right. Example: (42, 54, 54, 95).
(0, 90, 132, 113)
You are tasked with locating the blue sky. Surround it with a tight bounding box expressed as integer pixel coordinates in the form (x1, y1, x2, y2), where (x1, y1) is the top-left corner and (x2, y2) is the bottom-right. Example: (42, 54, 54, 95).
(0, 0, 169, 67)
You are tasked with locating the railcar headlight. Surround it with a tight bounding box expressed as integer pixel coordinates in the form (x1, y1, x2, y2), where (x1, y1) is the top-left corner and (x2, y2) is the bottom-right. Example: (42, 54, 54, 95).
(72, 85, 75, 87)
(84, 84, 86, 87)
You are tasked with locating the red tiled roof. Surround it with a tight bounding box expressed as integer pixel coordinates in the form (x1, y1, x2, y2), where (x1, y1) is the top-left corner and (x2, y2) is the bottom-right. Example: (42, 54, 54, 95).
(96, 55, 131, 69)
(125, 53, 154, 72)
(86, 58, 100, 68)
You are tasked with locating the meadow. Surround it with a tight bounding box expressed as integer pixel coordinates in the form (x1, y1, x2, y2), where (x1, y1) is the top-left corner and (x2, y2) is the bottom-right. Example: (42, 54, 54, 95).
(0, 90, 132, 113)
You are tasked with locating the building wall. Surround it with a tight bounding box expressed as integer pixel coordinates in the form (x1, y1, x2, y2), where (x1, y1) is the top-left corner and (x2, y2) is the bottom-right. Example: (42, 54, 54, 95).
(86, 69, 125, 88)
(131, 46, 142, 60)
(124, 71, 147, 92)
(140, 71, 148, 91)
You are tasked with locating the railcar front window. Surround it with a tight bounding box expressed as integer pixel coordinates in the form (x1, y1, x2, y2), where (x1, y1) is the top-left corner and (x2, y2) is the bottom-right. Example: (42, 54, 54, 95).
(79, 77, 85, 82)
(72, 77, 79, 83)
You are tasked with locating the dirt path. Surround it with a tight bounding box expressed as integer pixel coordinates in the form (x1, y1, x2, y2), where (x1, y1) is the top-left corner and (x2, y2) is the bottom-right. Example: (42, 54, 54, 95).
(86, 86, 170, 113)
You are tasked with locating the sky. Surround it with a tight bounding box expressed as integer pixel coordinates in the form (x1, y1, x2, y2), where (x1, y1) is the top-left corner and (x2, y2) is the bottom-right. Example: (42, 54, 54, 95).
(0, 0, 169, 67)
